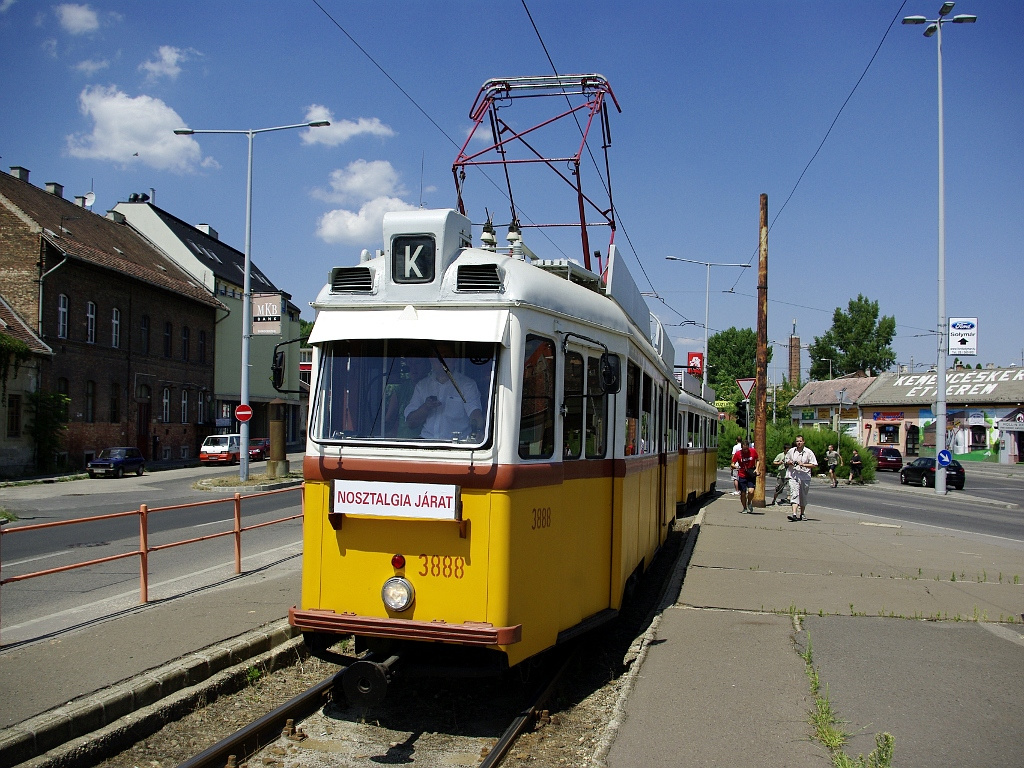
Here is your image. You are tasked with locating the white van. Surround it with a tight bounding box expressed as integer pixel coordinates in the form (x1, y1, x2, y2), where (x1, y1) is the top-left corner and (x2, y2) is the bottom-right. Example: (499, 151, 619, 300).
(199, 434, 241, 465)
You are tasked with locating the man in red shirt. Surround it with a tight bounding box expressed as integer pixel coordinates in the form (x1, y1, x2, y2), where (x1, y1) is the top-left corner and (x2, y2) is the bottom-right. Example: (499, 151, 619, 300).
(731, 438, 761, 514)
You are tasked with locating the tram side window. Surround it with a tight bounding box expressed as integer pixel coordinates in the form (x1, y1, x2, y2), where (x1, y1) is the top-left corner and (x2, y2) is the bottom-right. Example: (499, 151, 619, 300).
(563, 352, 584, 459)
(625, 361, 640, 455)
(640, 374, 653, 454)
(585, 356, 607, 458)
(519, 335, 555, 459)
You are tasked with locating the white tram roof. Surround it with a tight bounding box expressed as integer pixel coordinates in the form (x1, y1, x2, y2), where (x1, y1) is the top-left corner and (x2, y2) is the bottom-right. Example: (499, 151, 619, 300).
(311, 208, 674, 371)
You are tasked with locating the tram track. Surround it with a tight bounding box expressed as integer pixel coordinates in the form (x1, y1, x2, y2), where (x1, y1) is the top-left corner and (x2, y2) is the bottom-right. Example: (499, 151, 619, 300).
(175, 648, 577, 768)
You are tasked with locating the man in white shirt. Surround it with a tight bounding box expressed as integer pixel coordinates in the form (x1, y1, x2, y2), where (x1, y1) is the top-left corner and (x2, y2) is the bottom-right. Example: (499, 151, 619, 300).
(785, 434, 817, 521)
(404, 349, 483, 440)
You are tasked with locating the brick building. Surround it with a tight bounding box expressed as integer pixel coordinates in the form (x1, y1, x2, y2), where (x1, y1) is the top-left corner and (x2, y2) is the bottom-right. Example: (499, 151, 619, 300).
(1, 295, 52, 476)
(0, 167, 223, 469)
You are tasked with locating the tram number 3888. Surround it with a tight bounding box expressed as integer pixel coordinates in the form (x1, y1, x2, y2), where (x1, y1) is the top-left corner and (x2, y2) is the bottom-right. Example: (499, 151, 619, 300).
(418, 554, 466, 579)
(532, 507, 552, 529)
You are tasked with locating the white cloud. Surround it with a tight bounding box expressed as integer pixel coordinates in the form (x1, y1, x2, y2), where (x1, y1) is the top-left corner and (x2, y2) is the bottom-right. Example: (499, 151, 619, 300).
(301, 104, 395, 146)
(317, 197, 417, 245)
(139, 45, 196, 81)
(66, 85, 207, 173)
(74, 58, 108, 75)
(313, 160, 406, 205)
(1, 0, 18, 14)
(55, 3, 98, 35)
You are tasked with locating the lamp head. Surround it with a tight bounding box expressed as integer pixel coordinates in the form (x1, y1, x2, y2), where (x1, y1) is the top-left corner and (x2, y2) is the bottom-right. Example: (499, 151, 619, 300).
(924, 23, 938, 36)
(939, 1, 955, 16)
(902, 15, 927, 24)
(952, 14, 976, 22)
(173, 128, 194, 135)
(307, 120, 331, 128)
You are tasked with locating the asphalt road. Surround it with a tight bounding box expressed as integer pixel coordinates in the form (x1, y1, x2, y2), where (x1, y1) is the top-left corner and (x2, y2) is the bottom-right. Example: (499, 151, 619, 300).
(0, 460, 304, 647)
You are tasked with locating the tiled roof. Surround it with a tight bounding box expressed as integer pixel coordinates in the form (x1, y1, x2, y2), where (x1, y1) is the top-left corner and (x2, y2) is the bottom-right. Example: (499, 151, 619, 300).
(0, 295, 51, 355)
(0, 171, 224, 310)
(789, 373, 876, 407)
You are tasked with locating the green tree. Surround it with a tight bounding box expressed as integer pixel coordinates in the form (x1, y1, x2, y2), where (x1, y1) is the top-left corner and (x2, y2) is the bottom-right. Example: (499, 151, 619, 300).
(299, 318, 314, 339)
(26, 390, 70, 473)
(808, 295, 895, 380)
(707, 327, 769, 400)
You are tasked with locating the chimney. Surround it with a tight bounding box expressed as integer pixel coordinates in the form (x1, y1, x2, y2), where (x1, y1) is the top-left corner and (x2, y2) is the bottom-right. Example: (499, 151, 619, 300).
(9, 166, 30, 182)
(106, 210, 126, 224)
(45, 182, 64, 198)
(788, 335, 801, 387)
(75, 195, 87, 207)
(196, 224, 219, 240)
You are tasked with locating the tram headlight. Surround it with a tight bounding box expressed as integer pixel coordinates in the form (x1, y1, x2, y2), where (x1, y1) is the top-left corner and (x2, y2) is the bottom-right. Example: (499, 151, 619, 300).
(381, 577, 415, 612)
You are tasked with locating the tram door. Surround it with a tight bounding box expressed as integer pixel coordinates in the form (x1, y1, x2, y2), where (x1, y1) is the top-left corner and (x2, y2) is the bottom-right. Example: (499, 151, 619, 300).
(562, 347, 614, 606)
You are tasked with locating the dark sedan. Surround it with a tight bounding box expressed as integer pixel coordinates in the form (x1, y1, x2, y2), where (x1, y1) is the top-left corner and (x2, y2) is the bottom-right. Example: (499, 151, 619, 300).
(900, 457, 965, 490)
(87, 447, 145, 478)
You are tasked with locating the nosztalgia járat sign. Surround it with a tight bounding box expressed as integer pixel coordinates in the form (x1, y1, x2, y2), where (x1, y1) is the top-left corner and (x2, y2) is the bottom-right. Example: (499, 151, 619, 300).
(893, 368, 1024, 399)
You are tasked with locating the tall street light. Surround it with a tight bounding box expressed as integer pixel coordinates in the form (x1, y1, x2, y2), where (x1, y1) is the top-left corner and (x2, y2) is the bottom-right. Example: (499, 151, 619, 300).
(665, 257, 750, 400)
(174, 120, 330, 480)
(903, 2, 975, 495)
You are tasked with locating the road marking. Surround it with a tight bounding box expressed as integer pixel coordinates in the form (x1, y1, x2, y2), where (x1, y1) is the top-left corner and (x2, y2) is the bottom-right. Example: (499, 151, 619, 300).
(1, 541, 302, 634)
(4, 550, 69, 568)
(859, 522, 902, 528)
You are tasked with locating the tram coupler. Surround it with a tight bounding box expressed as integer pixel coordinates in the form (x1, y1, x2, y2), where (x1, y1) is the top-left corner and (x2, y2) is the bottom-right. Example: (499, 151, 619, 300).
(338, 654, 400, 707)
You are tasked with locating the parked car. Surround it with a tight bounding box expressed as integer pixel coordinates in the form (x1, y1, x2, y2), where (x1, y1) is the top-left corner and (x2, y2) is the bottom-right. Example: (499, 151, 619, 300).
(200, 434, 241, 465)
(87, 447, 145, 478)
(248, 437, 270, 461)
(900, 457, 965, 490)
(866, 445, 903, 471)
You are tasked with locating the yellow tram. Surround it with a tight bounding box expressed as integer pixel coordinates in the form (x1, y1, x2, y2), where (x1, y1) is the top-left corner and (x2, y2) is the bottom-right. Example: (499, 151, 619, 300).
(288, 75, 718, 703)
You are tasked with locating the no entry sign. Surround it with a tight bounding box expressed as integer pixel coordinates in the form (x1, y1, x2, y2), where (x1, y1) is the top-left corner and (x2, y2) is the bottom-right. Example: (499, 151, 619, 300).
(235, 404, 253, 422)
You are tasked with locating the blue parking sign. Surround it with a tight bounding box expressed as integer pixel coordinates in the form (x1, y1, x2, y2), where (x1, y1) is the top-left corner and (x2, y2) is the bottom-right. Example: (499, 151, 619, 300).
(937, 450, 952, 467)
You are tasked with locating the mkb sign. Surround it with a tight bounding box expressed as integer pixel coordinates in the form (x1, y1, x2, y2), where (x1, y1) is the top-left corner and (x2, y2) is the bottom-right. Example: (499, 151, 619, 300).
(252, 293, 282, 335)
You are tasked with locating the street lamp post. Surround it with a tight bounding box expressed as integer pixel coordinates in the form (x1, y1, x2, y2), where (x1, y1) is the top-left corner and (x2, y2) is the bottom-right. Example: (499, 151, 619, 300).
(903, 2, 975, 495)
(665, 257, 750, 400)
(174, 120, 329, 480)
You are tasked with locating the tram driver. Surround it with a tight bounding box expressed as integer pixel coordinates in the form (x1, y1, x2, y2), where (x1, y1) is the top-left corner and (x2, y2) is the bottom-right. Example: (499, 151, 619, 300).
(403, 343, 484, 441)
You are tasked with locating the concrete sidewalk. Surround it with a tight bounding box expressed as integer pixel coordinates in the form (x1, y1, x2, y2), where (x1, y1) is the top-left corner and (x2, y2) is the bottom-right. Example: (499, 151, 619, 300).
(602, 493, 1024, 767)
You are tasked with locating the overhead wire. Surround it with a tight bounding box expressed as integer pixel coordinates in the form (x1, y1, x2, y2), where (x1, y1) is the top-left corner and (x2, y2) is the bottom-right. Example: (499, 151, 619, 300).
(310, 0, 573, 259)
(727, 0, 910, 293)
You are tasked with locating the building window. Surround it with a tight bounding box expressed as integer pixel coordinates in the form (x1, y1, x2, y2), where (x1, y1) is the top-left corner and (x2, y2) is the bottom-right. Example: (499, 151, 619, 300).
(163, 322, 173, 358)
(57, 294, 69, 339)
(111, 308, 120, 348)
(180, 446, 190, 459)
(181, 326, 190, 362)
(85, 380, 95, 423)
(181, 389, 189, 423)
(140, 315, 150, 355)
(86, 301, 96, 343)
(57, 377, 69, 419)
(198, 330, 207, 364)
(162, 387, 171, 423)
(109, 383, 120, 423)
(197, 389, 207, 424)
(6, 394, 21, 437)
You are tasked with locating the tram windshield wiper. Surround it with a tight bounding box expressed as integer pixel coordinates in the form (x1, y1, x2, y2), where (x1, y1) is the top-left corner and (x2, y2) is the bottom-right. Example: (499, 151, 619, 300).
(431, 342, 467, 403)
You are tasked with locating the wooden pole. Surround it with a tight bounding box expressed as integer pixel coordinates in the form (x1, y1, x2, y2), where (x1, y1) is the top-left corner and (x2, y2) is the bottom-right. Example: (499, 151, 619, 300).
(755, 194, 769, 506)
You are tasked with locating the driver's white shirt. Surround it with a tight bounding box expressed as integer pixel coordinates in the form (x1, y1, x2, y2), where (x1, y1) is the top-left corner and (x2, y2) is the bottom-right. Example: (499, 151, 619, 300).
(404, 372, 482, 439)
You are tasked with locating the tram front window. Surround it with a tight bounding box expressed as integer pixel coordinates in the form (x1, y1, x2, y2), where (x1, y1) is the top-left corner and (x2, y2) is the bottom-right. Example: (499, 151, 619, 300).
(312, 339, 496, 446)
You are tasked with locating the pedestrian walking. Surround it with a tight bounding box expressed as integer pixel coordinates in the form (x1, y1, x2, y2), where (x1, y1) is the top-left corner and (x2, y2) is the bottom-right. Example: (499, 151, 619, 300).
(732, 438, 761, 514)
(825, 444, 843, 488)
(847, 449, 863, 484)
(785, 435, 817, 521)
(730, 437, 742, 495)
(770, 442, 791, 505)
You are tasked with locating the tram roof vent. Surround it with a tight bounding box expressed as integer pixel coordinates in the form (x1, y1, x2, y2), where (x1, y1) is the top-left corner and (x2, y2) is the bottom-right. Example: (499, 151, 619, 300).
(534, 258, 603, 294)
(456, 263, 503, 292)
(330, 265, 374, 293)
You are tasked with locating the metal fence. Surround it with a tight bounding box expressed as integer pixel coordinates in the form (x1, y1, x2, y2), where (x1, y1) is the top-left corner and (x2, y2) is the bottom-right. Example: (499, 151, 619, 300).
(0, 485, 303, 644)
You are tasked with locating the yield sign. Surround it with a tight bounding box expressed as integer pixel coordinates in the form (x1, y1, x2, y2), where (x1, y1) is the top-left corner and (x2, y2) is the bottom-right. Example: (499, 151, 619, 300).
(736, 378, 755, 399)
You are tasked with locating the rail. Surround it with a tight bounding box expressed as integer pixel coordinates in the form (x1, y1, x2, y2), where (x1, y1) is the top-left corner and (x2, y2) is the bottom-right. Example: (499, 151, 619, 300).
(0, 485, 303, 644)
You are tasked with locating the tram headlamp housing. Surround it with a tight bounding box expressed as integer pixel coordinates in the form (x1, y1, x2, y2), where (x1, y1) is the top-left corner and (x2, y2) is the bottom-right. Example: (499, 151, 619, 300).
(381, 577, 415, 612)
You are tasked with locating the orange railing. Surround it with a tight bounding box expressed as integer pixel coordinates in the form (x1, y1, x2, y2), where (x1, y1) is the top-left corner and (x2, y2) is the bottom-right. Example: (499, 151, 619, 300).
(0, 485, 303, 644)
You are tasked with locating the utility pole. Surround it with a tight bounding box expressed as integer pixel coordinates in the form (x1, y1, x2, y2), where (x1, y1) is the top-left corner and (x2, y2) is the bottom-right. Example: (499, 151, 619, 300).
(754, 193, 769, 508)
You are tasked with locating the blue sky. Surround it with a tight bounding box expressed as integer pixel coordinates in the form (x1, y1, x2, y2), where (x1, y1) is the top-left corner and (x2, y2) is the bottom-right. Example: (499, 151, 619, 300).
(2, 1, 1021, 379)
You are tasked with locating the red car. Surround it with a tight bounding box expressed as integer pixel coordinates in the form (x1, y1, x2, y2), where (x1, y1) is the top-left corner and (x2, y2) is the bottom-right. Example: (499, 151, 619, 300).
(866, 445, 903, 471)
(248, 437, 270, 461)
